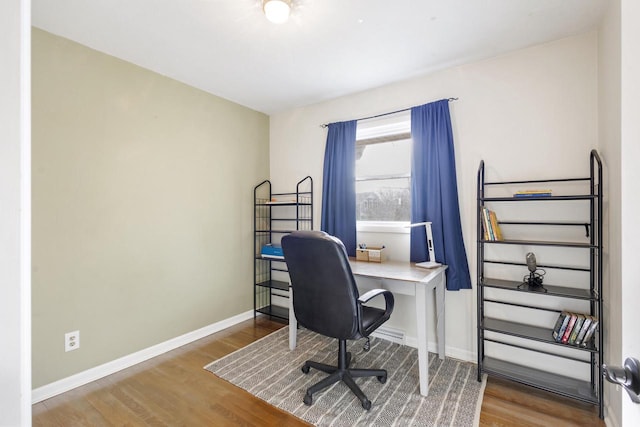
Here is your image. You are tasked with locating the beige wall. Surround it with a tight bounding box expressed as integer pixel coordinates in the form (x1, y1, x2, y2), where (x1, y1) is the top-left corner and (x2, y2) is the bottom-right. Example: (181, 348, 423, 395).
(31, 28, 269, 388)
(270, 32, 598, 362)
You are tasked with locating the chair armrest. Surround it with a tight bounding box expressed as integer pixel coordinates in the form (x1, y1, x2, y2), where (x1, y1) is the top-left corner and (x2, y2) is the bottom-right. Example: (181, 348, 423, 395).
(358, 289, 390, 304)
(357, 289, 394, 337)
(358, 289, 394, 317)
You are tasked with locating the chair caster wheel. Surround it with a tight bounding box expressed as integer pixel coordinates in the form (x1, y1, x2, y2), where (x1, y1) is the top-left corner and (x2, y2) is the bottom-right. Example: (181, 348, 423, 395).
(377, 375, 387, 384)
(302, 365, 310, 374)
(361, 399, 372, 410)
(303, 393, 313, 406)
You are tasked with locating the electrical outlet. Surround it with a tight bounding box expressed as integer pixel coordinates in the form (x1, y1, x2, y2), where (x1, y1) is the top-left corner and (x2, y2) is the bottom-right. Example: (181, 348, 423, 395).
(65, 330, 80, 352)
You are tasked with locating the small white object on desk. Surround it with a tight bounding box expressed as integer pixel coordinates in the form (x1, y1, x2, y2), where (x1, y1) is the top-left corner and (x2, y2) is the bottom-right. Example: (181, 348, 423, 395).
(406, 222, 441, 269)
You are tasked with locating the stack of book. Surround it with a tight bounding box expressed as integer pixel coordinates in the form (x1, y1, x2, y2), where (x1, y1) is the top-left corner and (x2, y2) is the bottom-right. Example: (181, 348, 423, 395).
(552, 311, 599, 347)
(514, 189, 552, 198)
(481, 206, 503, 241)
(260, 243, 284, 259)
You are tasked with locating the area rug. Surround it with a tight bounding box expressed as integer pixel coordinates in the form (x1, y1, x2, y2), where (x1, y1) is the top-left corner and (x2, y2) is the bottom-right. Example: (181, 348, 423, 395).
(205, 327, 486, 426)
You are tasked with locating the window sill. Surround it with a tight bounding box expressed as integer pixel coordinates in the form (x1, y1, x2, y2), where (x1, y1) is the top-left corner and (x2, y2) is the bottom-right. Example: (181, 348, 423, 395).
(357, 221, 410, 234)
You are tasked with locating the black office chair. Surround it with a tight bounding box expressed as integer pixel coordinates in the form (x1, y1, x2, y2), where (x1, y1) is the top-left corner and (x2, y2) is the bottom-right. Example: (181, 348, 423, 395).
(281, 230, 395, 410)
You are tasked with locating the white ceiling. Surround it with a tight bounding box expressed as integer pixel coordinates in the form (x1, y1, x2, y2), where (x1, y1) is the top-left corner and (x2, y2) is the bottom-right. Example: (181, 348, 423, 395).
(32, 0, 607, 114)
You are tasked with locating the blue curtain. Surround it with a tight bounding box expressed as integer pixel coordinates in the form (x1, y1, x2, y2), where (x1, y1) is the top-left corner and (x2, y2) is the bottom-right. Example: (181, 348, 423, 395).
(410, 100, 471, 290)
(321, 120, 357, 257)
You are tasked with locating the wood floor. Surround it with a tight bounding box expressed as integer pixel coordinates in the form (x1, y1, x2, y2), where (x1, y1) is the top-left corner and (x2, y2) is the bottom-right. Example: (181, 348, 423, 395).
(33, 316, 605, 426)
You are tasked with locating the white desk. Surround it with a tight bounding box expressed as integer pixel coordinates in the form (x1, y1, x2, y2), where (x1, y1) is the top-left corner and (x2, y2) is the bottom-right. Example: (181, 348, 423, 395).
(288, 259, 447, 397)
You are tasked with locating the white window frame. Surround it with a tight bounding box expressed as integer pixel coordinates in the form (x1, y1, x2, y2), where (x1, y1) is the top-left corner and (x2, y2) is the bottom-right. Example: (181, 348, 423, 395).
(355, 111, 411, 234)
(356, 221, 411, 234)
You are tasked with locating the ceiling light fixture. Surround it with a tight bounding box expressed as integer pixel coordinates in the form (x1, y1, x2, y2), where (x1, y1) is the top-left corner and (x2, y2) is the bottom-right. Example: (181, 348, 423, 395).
(263, 0, 291, 24)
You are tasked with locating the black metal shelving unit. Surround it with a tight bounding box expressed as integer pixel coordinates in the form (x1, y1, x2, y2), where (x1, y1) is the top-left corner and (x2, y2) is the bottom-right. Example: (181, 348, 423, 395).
(253, 176, 313, 321)
(477, 150, 603, 418)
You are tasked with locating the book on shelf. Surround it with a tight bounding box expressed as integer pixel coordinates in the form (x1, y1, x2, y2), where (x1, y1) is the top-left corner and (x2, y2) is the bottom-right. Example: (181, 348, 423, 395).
(265, 198, 296, 205)
(561, 313, 578, 343)
(568, 314, 586, 345)
(481, 207, 492, 240)
(260, 243, 284, 259)
(260, 254, 285, 260)
(575, 315, 594, 345)
(554, 312, 572, 342)
(514, 189, 552, 198)
(552, 311, 570, 341)
(580, 317, 599, 347)
(551, 311, 598, 346)
(488, 210, 503, 240)
(481, 206, 503, 241)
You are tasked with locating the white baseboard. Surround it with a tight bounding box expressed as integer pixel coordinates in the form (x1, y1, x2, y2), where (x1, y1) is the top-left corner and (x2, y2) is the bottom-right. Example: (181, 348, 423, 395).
(370, 328, 474, 363)
(403, 336, 474, 362)
(370, 325, 405, 345)
(32, 310, 255, 404)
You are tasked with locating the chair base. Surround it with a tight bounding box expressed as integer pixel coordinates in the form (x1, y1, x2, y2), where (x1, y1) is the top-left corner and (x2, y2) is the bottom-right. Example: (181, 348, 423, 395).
(301, 339, 387, 410)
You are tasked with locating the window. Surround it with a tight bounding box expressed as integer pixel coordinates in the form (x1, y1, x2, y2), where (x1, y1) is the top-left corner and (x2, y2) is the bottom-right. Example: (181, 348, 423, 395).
(355, 112, 411, 225)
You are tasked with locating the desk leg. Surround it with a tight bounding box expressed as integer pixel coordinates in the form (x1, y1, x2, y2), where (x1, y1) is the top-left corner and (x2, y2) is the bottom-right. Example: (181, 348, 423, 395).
(415, 285, 429, 396)
(289, 286, 297, 350)
(435, 272, 446, 360)
(416, 271, 447, 396)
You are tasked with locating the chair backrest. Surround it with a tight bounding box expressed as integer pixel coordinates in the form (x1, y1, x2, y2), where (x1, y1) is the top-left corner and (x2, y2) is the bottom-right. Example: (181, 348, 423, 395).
(281, 230, 360, 340)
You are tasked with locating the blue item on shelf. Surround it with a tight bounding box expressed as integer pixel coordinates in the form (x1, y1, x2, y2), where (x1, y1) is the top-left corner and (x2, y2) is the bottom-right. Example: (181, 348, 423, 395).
(261, 243, 284, 259)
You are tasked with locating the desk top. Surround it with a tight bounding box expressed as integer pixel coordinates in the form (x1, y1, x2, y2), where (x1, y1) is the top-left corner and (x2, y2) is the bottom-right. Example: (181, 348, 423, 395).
(348, 258, 447, 283)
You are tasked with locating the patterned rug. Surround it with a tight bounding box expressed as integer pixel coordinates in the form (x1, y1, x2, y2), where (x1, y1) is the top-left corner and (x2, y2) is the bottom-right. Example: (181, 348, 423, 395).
(205, 327, 486, 426)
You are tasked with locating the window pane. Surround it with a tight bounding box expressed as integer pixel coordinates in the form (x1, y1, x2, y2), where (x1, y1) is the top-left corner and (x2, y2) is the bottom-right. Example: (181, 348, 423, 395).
(356, 177, 410, 221)
(356, 139, 411, 222)
(356, 138, 411, 177)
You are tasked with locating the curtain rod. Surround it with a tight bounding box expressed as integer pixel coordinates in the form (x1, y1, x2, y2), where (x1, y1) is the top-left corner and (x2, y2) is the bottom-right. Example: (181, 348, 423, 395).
(320, 97, 458, 128)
